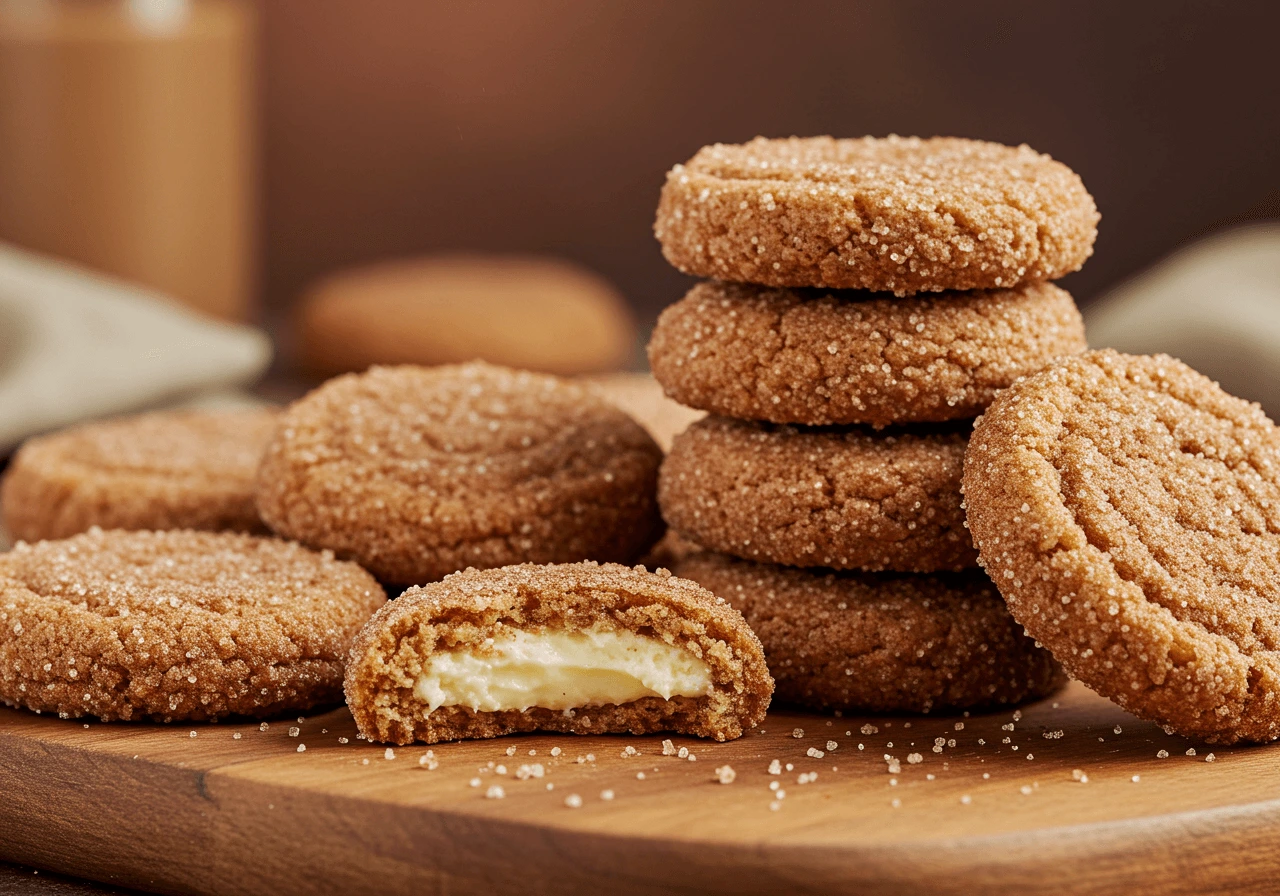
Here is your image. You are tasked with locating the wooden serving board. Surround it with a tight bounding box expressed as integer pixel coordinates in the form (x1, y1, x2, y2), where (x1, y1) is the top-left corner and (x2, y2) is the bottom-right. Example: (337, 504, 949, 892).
(1, 682, 1279, 895)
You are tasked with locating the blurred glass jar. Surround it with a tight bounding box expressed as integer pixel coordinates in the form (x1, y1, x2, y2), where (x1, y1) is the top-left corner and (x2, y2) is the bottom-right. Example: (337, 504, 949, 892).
(0, 0, 256, 321)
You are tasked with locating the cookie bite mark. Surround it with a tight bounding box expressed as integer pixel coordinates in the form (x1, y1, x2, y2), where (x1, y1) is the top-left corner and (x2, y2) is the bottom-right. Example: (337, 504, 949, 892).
(255, 363, 665, 585)
(675, 552, 1063, 714)
(654, 136, 1098, 294)
(660, 417, 977, 572)
(647, 280, 1086, 426)
(2, 409, 278, 542)
(0, 529, 386, 723)
(963, 350, 1280, 744)
(344, 562, 773, 744)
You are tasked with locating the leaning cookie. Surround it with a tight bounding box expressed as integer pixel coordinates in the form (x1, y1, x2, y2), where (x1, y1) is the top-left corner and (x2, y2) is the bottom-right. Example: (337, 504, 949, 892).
(963, 350, 1280, 744)
(654, 136, 1098, 294)
(675, 552, 1064, 714)
(2, 408, 277, 543)
(344, 562, 773, 744)
(660, 417, 976, 572)
(648, 280, 1086, 426)
(0, 528, 386, 722)
(256, 363, 665, 585)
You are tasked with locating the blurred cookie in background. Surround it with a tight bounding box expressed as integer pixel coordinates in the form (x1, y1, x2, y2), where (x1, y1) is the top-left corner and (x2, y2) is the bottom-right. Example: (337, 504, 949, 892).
(582, 371, 704, 452)
(295, 254, 638, 378)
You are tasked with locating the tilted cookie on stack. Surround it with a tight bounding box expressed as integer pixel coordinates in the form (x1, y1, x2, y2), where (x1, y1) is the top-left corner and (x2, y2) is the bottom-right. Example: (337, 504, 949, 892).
(647, 136, 1099, 714)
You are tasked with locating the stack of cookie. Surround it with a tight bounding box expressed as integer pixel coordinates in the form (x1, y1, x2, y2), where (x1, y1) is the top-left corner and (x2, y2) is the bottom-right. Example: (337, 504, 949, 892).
(649, 136, 1099, 714)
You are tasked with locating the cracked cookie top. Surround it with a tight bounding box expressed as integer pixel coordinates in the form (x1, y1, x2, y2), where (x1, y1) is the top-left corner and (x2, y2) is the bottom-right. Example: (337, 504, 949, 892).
(654, 136, 1098, 294)
(648, 279, 1085, 426)
(0, 528, 386, 722)
(255, 363, 664, 585)
(963, 349, 1280, 743)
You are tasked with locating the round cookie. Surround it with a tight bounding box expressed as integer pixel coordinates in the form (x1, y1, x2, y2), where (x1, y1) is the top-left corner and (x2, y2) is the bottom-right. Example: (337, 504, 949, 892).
(659, 417, 976, 572)
(674, 551, 1063, 714)
(296, 254, 636, 377)
(0, 528, 387, 722)
(648, 279, 1086, 426)
(256, 363, 665, 585)
(344, 561, 773, 744)
(1, 408, 277, 543)
(963, 350, 1280, 744)
(654, 135, 1098, 295)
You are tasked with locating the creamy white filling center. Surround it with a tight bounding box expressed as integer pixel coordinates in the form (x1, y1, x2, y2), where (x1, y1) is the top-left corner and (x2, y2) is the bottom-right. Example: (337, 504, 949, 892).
(413, 628, 713, 713)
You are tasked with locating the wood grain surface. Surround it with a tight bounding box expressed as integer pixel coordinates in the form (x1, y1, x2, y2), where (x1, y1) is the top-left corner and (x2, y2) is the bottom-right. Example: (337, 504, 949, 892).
(1, 681, 1278, 895)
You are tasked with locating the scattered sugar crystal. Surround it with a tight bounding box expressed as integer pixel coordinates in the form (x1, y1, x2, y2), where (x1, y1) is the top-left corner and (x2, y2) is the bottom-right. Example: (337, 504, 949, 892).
(564, 794, 583, 809)
(621, 746, 639, 758)
(469, 777, 481, 787)
(792, 728, 805, 739)
(636, 772, 645, 780)
(1205, 753, 1216, 763)
(233, 733, 242, 740)
(1156, 750, 1169, 759)
(806, 748, 825, 759)
(1020, 785, 1032, 795)
(687, 753, 697, 762)
(288, 727, 300, 737)
(786, 763, 794, 771)
(960, 795, 972, 805)
(419, 752, 439, 770)
(495, 764, 507, 775)
(1131, 775, 1141, 783)
(505, 746, 516, 756)
(1186, 748, 1197, 757)
(1071, 769, 1089, 783)
(826, 741, 838, 751)
(715, 765, 737, 784)
(600, 790, 615, 801)
(662, 739, 677, 756)
(384, 748, 396, 760)
(1043, 730, 1064, 739)
(516, 764, 545, 780)
(338, 737, 349, 745)
(907, 753, 923, 764)
(550, 747, 562, 757)
(189, 731, 197, 739)
(297, 744, 306, 753)
(259, 722, 269, 731)
(486, 785, 505, 799)
(677, 747, 690, 759)
(861, 724, 878, 735)
(1114, 726, 1123, 735)
(769, 801, 782, 811)
(954, 722, 965, 731)
(768, 759, 782, 775)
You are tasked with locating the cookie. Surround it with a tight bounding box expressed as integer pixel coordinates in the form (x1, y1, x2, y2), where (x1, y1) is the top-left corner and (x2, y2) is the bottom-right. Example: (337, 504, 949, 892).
(0, 528, 386, 722)
(660, 416, 976, 571)
(256, 363, 665, 585)
(654, 135, 1098, 295)
(1, 409, 277, 543)
(344, 561, 773, 744)
(647, 279, 1086, 426)
(296, 254, 636, 377)
(581, 371, 705, 451)
(963, 350, 1280, 744)
(674, 551, 1063, 714)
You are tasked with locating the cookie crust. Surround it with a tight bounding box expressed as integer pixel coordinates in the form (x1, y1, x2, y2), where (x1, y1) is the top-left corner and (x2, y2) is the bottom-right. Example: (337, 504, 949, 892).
(647, 280, 1085, 426)
(963, 350, 1280, 744)
(0, 529, 386, 722)
(344, 562, 773, 744)
(2, 409, 277, 542)
(659, 417, 976, 572)
(654, 136, 1098, 295)
(674, 552, 1063, 714)
(255, 363, 664, 585)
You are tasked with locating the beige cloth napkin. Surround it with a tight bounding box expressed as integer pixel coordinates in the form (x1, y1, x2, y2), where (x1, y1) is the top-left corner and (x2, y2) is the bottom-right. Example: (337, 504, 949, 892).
(1084, 224, 1280, 417)
(0, 243, 272, 456)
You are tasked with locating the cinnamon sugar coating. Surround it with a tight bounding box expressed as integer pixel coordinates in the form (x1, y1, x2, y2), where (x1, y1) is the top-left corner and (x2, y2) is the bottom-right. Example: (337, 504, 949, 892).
(255, 363, 664, 585)
(2, 409, 277, 542)
(655, 136, 1098, 295)
(0, 529, 386, 722)
(647, 280, 1085, 426)
(344, 561, 773, 744)
(660, 417, 975, 572)
(963, 350, 1280, 744)
(675, 552, 1063, 714)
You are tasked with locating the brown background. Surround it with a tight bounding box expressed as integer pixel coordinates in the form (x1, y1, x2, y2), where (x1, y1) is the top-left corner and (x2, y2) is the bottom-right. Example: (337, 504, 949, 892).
(259, 0, 1280, 332)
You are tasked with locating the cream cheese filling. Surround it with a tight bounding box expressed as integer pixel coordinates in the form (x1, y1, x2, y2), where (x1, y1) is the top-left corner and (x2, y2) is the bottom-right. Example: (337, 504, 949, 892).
(413, 627, 713, 714)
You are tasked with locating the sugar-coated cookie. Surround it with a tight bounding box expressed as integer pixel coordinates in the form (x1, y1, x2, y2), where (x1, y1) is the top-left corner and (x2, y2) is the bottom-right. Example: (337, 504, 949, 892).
(648, 280, 1085, 426)
(256, 363, 664, 585)
(963, 350, 1280, 743)
(344, 561, 773, 744)
(659, 417, 975, 572)
(2, 409, 277, 543)
(655, 136, 1098, 295)
(675, 551, 1063, 714)
(0, 529, 386, 722)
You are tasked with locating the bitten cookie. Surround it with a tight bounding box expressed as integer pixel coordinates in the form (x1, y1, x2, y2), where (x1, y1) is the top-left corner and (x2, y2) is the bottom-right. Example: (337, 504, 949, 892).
(963, 350, 1280, 744)
(296, 254, 636, 377)
(654, 136, 1098, 295)
(675, 552, 1063, 714)
(0, 528, 386, 722)
(256, 363, 665, 585)
(344, 562, 773, 744)
(659, 417, 976, 572)
(647, 280, 1086, 426)
(1, 409, 277, 543)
